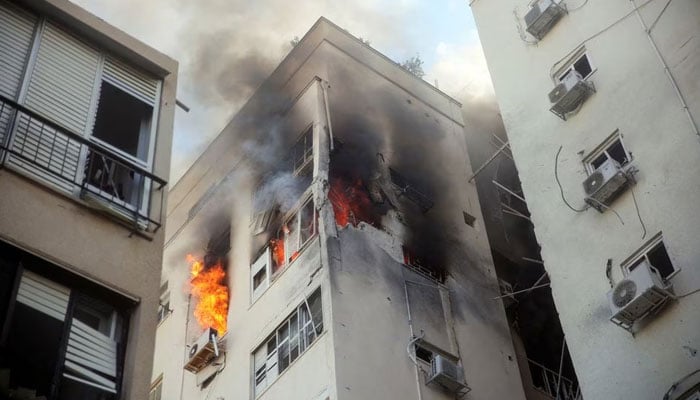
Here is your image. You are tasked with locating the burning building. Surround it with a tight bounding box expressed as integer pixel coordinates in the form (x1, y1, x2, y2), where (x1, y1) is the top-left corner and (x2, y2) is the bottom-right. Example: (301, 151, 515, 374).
(153, 18, 528, 400)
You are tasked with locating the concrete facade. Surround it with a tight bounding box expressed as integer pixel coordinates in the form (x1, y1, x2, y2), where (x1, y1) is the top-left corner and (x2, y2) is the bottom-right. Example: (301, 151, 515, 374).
(155, 18, 526, 400)
(470, 1, 700, 399)
(0, 0, 177, 398)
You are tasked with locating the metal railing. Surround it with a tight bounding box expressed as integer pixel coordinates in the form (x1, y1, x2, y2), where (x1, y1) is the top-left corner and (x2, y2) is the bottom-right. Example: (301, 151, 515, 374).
(0, 94, 167, 233)
(528, 358, 582, 400)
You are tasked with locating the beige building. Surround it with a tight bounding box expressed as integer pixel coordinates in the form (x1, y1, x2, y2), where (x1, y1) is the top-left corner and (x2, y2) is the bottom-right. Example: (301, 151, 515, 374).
(0, 0, 177, 398)
(154, 17, 527, 400)
(470, 0, 700, 399)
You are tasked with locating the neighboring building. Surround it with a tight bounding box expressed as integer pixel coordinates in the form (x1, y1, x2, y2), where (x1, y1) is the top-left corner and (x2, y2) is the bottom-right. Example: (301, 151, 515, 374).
(0, 0, 177, 398)
(471, 1, 700, 399)
(154, 17, 527, 400)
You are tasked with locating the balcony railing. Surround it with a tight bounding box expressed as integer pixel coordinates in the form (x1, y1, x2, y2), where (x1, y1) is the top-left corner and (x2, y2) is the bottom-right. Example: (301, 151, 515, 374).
(527, 358, 582, 400)
(0, 94, 167, 233)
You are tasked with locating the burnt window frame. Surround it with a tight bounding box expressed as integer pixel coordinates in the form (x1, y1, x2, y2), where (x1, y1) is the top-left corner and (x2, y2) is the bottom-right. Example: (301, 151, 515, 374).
(583, 131, 632, 174)
(621, 233, 679, 281)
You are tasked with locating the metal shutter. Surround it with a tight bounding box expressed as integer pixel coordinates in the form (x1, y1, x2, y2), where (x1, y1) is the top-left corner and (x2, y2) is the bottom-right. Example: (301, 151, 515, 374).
(0, 1, 36, 100)
(8, 21, 99, 192)
(24, 21, 100, 135)
(64, 318, 118, 393)
(16, 270, 70, 321)
(102, 56, 159, 106)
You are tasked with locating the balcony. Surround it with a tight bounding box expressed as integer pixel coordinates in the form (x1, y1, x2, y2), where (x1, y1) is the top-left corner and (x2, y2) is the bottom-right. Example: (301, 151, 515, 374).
(0, 94, 167, 233)
(527, 358, 582, 400)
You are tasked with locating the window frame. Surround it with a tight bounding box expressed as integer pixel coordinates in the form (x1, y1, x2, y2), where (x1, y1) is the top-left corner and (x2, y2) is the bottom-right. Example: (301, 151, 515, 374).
(252, 288, 323, 397)
(621, 233, 679, 281)
(556, 50, 595, 82)
(148, 374, 163, 400)
(291, 125, 314, 177)
(583, 131, 632, 175)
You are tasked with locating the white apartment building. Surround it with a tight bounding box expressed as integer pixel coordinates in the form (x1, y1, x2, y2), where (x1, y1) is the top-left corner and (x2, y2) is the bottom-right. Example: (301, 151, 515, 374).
(153, 17, 528, 400)
(0, 0, 177, 398)
(470, 1, 700, 399)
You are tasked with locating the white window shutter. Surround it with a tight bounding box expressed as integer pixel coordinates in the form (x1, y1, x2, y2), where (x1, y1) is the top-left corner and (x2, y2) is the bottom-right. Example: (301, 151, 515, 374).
(63, 318, 118, 393)
(24, 21, 100, 135)
(0, 1, 36, 100)
(102, 56, 159, 106)
(16, 270, 70, 321)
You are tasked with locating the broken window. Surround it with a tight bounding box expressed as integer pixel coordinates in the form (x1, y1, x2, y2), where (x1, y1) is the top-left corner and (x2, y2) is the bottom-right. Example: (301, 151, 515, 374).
(291, 126, 313, 176)
(623, 234, 677, 280)
(584, 132, 631, 174)
(558, 51, 593, 81)
(253, 288, 323, 396)
(0, 266, 128, 400)
(283, 197, 317, 264)
(157, 281, 171, 324)
(389, 168, 434, 212)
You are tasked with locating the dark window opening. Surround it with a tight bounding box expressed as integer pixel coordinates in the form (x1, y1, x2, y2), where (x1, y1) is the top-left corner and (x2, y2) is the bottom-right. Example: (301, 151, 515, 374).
(93, 82, 153, 162)
(415, 345, 433, 364)
(253, 268, 267, 291)
(560, 54, 592, 81)
(591, 153, 608, 170)
(606, 140, 629, 166)
(647, 242, 674, 279)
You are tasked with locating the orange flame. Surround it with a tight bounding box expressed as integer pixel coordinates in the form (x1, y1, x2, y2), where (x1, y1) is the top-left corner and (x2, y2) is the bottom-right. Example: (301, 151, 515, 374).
(329, 177, 377, 227)
(187, 254, 229, 335)
(270, 238, 285, 270)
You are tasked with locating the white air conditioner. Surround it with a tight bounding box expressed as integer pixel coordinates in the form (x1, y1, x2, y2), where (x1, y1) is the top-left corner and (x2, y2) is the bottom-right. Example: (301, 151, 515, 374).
(525, 0, 565, 40)
(582, 159, 633, 212)
(426, 355, 468, 394)
(607, 260, 673, 330)
(548, 71, 595, 119)
(184, 328, 220, 373)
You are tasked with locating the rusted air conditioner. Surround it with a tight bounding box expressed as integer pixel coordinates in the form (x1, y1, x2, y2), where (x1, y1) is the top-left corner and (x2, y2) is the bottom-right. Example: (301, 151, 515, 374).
(525, 0, 566, 40)
(582, 159, 634, 212)
(184, 328, 219, 373)
(548, 71, 595, 120)
(608, 260, 673, 331)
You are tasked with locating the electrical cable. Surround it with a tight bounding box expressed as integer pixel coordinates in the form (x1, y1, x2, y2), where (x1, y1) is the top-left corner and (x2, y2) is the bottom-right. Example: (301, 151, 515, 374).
(662, 369, 700, 400)
(554, 146, 588, 212)
(513, 8, 539, 46)
(564, 0, 589, 12)
(648, 0, 673, 32)
(549, 0, 656, 80)
(629, 186, 647, 239)
(586, 197, 625, 225)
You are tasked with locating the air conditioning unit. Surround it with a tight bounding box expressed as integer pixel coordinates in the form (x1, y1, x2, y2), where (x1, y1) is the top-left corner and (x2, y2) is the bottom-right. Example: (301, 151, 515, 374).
(548, 71, 595, 120)
(184, 328, 220, 373)
(525, 0, 566, 40)
(582, 159, 633, 212)
(608, 260, 673, 330)
(426, 355, 468, 393)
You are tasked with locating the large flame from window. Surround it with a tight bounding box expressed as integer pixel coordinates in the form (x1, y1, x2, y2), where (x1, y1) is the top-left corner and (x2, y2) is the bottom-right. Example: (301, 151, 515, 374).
(187, 254, 228, 335)
(328, 176, 377, 227)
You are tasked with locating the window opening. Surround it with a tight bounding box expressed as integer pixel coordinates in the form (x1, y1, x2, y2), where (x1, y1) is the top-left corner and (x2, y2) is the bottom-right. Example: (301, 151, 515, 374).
(585, 133, 631, 174)
(558, 53, 592, 81)
(415, 345, 434, 364)
(291, 127, 313, 176)
(253, 288, 322, 396)
(624, 236, 676, 280)
(463, 211, 476, 227)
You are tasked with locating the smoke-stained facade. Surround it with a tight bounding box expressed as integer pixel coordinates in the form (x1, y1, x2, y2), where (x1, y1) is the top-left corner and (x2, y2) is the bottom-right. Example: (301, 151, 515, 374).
(154, 18, 526, 400)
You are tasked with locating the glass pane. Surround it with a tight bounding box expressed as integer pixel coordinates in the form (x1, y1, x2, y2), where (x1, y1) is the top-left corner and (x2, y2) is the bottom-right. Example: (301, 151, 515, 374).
(308, 289, 323, 334)
(299, 200, 316, 245)
(253, 267, 267, 290)
(289, 314, 299, 363)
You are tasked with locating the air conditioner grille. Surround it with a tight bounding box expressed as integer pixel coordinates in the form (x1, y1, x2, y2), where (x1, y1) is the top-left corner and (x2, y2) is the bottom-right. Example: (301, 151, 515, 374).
(612, 280, 637, 307)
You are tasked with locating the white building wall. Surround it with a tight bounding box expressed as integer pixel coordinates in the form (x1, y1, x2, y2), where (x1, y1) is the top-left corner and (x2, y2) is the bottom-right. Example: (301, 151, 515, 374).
(471, 1, 700, 399)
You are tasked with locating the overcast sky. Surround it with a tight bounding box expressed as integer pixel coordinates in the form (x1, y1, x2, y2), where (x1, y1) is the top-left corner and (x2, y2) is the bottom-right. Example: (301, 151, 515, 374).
(72, 0, 494, 183)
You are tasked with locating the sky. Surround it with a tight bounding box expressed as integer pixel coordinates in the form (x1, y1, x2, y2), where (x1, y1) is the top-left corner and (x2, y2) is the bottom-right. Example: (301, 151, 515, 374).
(72, 0, 495, 184)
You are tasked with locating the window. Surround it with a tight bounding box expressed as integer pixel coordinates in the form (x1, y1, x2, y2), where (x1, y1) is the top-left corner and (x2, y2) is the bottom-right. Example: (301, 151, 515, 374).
(291, 127, 313, 176)
(157, 281, 171, 324)
(557, 51, 593, 81)
(249, 197, 317, 302)
(148, 375, 163, 400)
(584, 132, 631, 174)
(253, 288, 323, 396)
(415, 345, 434, 364)
(623, 234, 677, 280)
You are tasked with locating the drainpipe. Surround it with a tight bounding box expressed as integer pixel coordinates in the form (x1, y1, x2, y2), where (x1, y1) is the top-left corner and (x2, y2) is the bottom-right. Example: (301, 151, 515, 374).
(321, 80, 335, 151)
(630, 0, 700, 139)
(402, 269, 424, 400)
